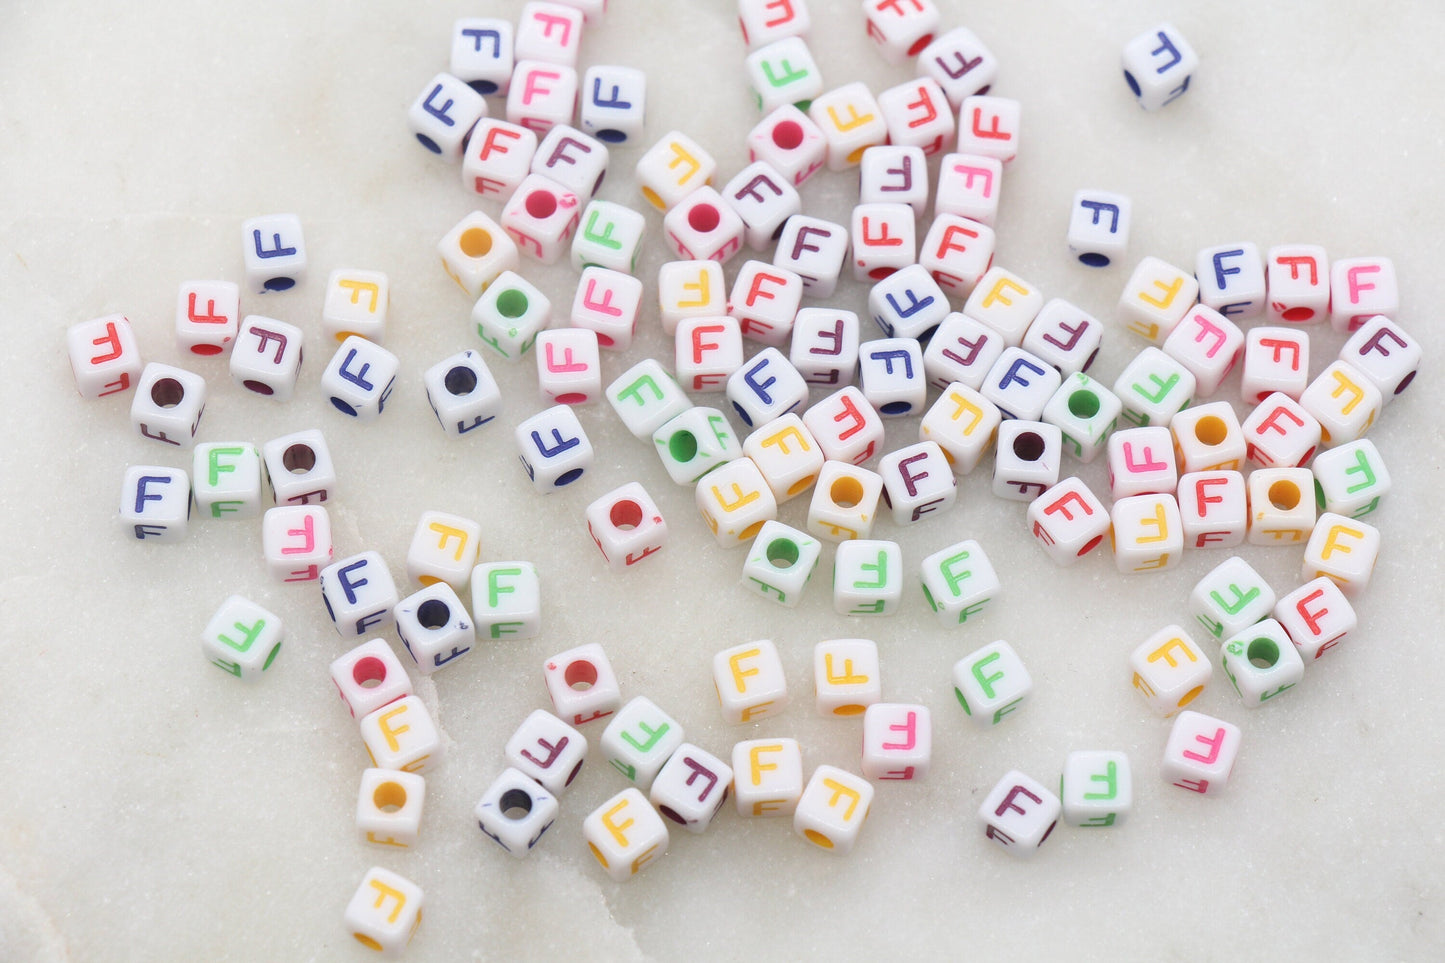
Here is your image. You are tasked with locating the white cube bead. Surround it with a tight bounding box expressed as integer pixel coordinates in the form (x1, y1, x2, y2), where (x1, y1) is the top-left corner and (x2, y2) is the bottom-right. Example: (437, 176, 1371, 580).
(1107, 425, 1177, 499)
(851, 202, 916, 282)
(357, 768, 425, 848)
(1121, 23, 1197, 110)
(192, 442, 262, 520)
(1274, 577, 1356, 661)
(405, 511, 481, 590)
(1241, 325, 1310, 404)
(833, 539, 903, 616)
(921, 539, 999, 627)
(261, 504, 331, 583)
(475, 766, 560, 858)
(868, 264, 949, 340)
(67, 313, 143, 399)
(572, 201, 646, 275)
(636, 130, 716, 211)
(1111, 493, 1184, 574)
(957, 94, 1020, 163)
(1265, 244, 1330, 324)
(607, 358, 690, 439)
(726, 345, 808, 427)
(451, 18, 513, 95)
(1066, 190, 1130, 268)
(1129, 625, 1211, 717)
(1162, 711, 1241, 795)
(732, 738, 804, 817)
(745, 36, 825, 114)
(650, 744, 733, 834)
(808, 82, 888, 170)
(795, 765, 874, 854)
(1303, 513, 1381, 597)
(1312, 439, 1390, 518)
(879, 441, 956, 524)
(535, 328, 602, 406)
(920, 382, 1002, 475)
(1243, 393, 1322, 469)
(241, 213, 306, 293)
(585, 481, 668, 571)
(1340, 315, 1421, 402)
(862, 0, 940, 63)
(980, 347, 1061, 422)
(1022, 299, 1105, 377)
(935, 153, 1002, 226)
(1298, 360, 1381, 448)
(953, 640, 1030, 726)
(1162, 304, 1244, 397)
(602, 696, 685, 787)
(394, 582, 475, 676)
(742, 520, 823, 606)
(663, 185, 746, 265)
(859, 338, 927, 416)
(861, 703, 931, 780)
(263, 429, 335, 507)
(515, 404, 593, 491)
(676, 316, 744, 393)
(408, 72, 486, 158)
(440, 211, 520, 299)
(813, 638, 881, 716)
(739, 0, 811, 49)
(344, 867, 422, 956)
(229, 316, 303, 401)
(1189, 555, 1276, 643)
(807, 461, 884, 542)
(463, 119, 537, 200)
(321, 552, 399, 639)
(504, 709, 588, 795)
(175, 280, 239, 357)
(501, 172, 582, 264)
(652, 406, 742, 485)
(543, 643, 622, 726)
(1171, 402, 1246, 474)
(963, 266, 1042, 347)
(1118, 256, 1198, 344)
(321, 336, 399, 420)
(924, 311, 1005, 391)
(696, 456, 779, 547)
(1221, 619, 1303, 707)
(585, 787, 669, 880)
(1026, 475, 1108, 562)
(919, 214, 995, 299)
(201, 595, 283, 680)
(571, 266, 643, 349)
(1329, 256, 1397, 333)
(581, 64, 647, 144)
(131, 362, 205, 449)
(918, 27, 997, 107)
(658, 259, 727, 335)
(878, 76, 954, 156)
(330, 638, 413, 721)
(979, 770, 1060, 857)
(360, 695, 444, 774)
(533, 124, 608, 205)
(993, 420, 1062, 501)
(791, 307, 861, 387)
(713, 638, 789, 724)
(859, 145, 929, 213)
(505, 61, 578, 136)
(1114, 346, 1196, 428)
(470, 562, 540, 640)
(1247, 467, 1316, 545)
(725, 160, 806, 250)
(1060, 751, 1132, 828)
(1041, 372, 1121, 464)
(1196, 242, 1265, 318)
(745, 126, 823, 226)
(802, 386, 884, 466)
(729, 261, 805, 346)
(321, 269, 388, 345)
(743, 413, 825, 502)
(423, 349, 502, 438)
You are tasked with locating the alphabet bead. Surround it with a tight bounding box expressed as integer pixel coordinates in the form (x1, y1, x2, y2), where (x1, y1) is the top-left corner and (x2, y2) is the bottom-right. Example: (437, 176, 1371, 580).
(1312, 438, 1390, 518)
(747, 111, 827, 194)
(585, 481, 667, 571)
(919, 216, 995, 302)
(394, 582, 474, 675)
(581, 65, 646, 144)
(1302, 513, 1381, 596)
(1162, 711, 1241, 795)
(131, 362, 206, 449)
(321, 336, 398, 420)
(506, 61, 578, 136)
(569, 204, 644, 292)
(738, 0, 812, 49)
(322, 269, 389, 345)
(322, 553, 399, 639)
(863, 0, 939, 63)
(1171, 402, 1246, 473)
(807, 461, 884, 542)
(868, 264, 949, 340)
(636, 130, 717, 211)
(451, 18, 513, 95)
(1274, 576, 1356, 661)
(795, 765, 874, 854)
(1113, 346, 1195, 428)
(877, 77, 954, 156)
(650, 744, 733, 834)
(833, 539, 903, 615)
(1107, 426, 1177, 499)
(1129, 625, 1211, 717)
(1329, 256, 1397, 333)
(851, 202, 915, 281)
(175, 280, 239, 356)
(774, 214, 849, 298)
(515, 404, 593, 490)
(1241, 325, 1309, 404)
(121, 466, 189, 543)
(861, 703, 930, 780)
(697, 456, 779, 547)
(68, 314, 143, 399)
(979, 770, 1059, 857)
(745, 37, 825, 114)
(935, 153, 1002, 227)
(859, 145, 929, 213)
(516, 2, 585, 67)
(654, 405, 742, 485)
(543, 643, 622, 726)
(920, 382, 1002, 475)
(921, 539, 999, 626)
(1221, 619, 1303, 707)
(532, 124, 609, 205)
(201, 595, 283, 679)
(743, 413, 825, 502)
(1162, 304, 1243, 397)
(814, 637, 881, 716)
(242, 213, 306, 293)
(344, 866, 422, 956)
(423, 349, 503, 438)
(505, 710, 588, 795)
(409, 72, 486, 158)
(663, 186, 746, 263)
(1183, 471, 1249, 550)
(1121, 23, 1197, 111)
(724, 160, 805, 250)
(918, 26, 997, 107)
(230, 316, 303, 401)
(742, 520, 823, 606)
(1188, 555, 1276, 643)
(192, 442, 262, 520)
(729, 262, 805, 347)
(1196, 242, 1265, 319)
(1118, 256, 1198, 343)
(585, 788, 669, 880)
(802, 386, 884, 466)
(602, 696, 685, 787)
(571, 266, 643, 349)
(713, 638, 789, 724)
(808, 82, 888, 170)
(657, 259, 726, 335)
(1022, 299, 1104, 377)
(1066, 190, 1131, 268)
(993, 420, 1062, 501)
(1243, 393, 1320, 468)
(535, 328, 602, 405)
(331, 638, 413, 721)
(1298, 360, 1381, 447)
(263, 429, 336, 506)
(791, 308, 861, 387)
(501, 173, 582, 264)
(471, 562, 541, 640)
(361, 695, 444, 774)
(607, 358, 690, 439)
(953, 640, 1030, 725)
(1027, 475, 1109, 563)
(475, 766, 560, 858)
(923, 311, 1005, 390)
(261, 505, 331, 582)
(980, 346, 1061, 422)
(859, 338, 926, 416)
(357, 769, 425, 849)
(965, 267, 1043, 346)
(1247, 467, 1316, 544)
(732, 738, 804, 817)
(1041, 372, 1121, 464)
(957, 94, 1020, 163)
(1265, 244, 1329, 324)
(440, 211, 520, 298)
(879, 441, 956, 524)
(464, 118, 537, 199)
(726, 346, 808, 427)
(1060, 751, 1131, 828)
(1340, 315, 1420, 402)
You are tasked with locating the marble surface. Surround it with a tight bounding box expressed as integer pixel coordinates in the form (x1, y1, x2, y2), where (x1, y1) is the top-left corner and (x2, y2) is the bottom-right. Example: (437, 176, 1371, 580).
(3, 1, 1444, 960)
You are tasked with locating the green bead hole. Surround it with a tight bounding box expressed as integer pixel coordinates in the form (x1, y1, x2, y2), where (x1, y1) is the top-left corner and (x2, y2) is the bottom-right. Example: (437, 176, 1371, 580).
(1067, 390, 1100, 419)
(1248, 637, 1280, 669)
(495, 289, 529, 319)
(766, 538, 800, 569)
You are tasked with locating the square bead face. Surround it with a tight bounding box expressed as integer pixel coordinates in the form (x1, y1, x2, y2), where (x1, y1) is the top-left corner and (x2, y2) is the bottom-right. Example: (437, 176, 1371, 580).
(1188, 555, 1276, 642)
(475, 767, 560, 858)
(1026, 476, 1109, 563)
(1023, 299, 1104, 377)
(919, 27, 998, 107)
(1162, 711, 1241, 795)
(1171, 402, 1246, 474)
(175, 280, 240, 356)
(676, 316, 744, 394)
(424, 349, 503, 438)
(979, 770, 1060, 856)
(572, 202, 646, 277)
(1302, 514, 1381, 596)
(1329, 257, 1397, 333)
(585, 482, 667, 571)
(663, 186, 745, 264)
(808, 82, 888, 170)
(408, 72, 486, 158)
(919, 215, 995, 300)
(1273, 577, 1356, 661)
(451, 18, 513, 95)
(1246, 467, 1316, 545)
(813, 639, 882, 716)
(957, 95, 1020, 163)
(696, 456, 779, 548)
(440, 210, 521, 297)
(859, 145, 930, 213)
(470, 562, 541, 640)
(794, 765, 874, 854)
(859, 338, 927, 417)
(321, 552, 399, 639)
(68, 314, 143, 399)
(533, 125, 608, 205)
(474, 270, 552, 361)
(572, 266, 643, 348)
(635, 130, 716, 210)
(515, 404, 594, 491)
(506, 61, 579, 137)
(501, 172, 583, 264)
(242, 213, 306, 293)
(1162, 305, 1244, 397)
(1177, 470, 1247, 549)
(1108, 426, 1178, 499)
(863, 0, 941, 64)
(1109, 493, 1183, 574)
(1196, 243, 1265, 318)
(729, 263, 804, 345)
(361, 695, 444, 774)
(131, 363, 206, 449)
(1221, 619, 1304, 706)
(920, 539, 998, 626)
(1129, 625, 1211, 717)
(1242, 393, 1322, 469)
(395, 583, 475, 676)
(921, 382, 1003, 476)
(868, 265, 949, 341)
(832, 539, 903, 616)
(653, 406, 742, 486)
(535, 328, 602, 406)
(1341, 315, 1420, 402)
(405, 511, 482, 589)
(964, 268, 1043, 347)
(1121, 23, 1197, 111)
(543, 643, 622, 726)
(877, 77, 954, 156)
(935, 154, 1001, 227)
(712, 639, 789, 724)
(1061, 751, 1132, 827)
(879, 441, 956, 524)
(321, 337, 399, 421)
(980, 347, 1061, 422)
(120, 465, 191, 543)
(230, 316, 303, 401)
(1114, 347, 1196, 428)
(738, 0, 810, 50)
(745, 38, 824, 115)
(1299, 361, 1381, 447)
(725, 161, 804, 250)
(584, 787, 669, 880)
(993, 420, 1063, 502)
(952, 640, 1030, 725)
(330, 638, 414, 720)
(357, 768, 426, 848)
(924, 312, 1005, 391)
(201, 595, 283, 680)
(192, 442, 263, 520)
(744, 413, 825, 502)
(732, 738, 804, 817)
(802, 386, 883, 466)
(726, 346, 809, 428)
(791, 307, 861, 388)
(1041, 372, 1120, 464)
(649, 744, 733, 834)
(601, 696, 685, 788)
(1312, 439, 1390, 519)
(851, 202, 916, 282)
(262, 505, 331, 582)
(263, 429, 335, 507)
(322, 269, 390, 344)
(1265, 244, 1330, 325)
(464, 118, 537, 200)
(1118, 257, 1198, 343)
(580, 65, 646, 145)
(505, 709, 588, 796)
(344, 867, 423, 955)
(1067, 191, 1131, 268)
(741, 520, 822, 607)
(657, 260, 726, 334)
(807, 462, 883, 543)
(607, 359, 690, 439)
(861, 704, 931, 781)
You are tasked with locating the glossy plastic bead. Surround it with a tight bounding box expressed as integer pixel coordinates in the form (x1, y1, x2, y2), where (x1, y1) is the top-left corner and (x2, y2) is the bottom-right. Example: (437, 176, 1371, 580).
(1041, 372, 1121, 463)
(1027, 475, 1109, 563)
(439, 211, 520, 298)
(919, 215, 995, 301)
(862, 0, 939, 62)
(859, 145, 929, 213)
(535, 328, 602, 406)
(1118, 256, 1198, 344)
(713, 638, 789, 724)
(773, 214, 849, 298)
(923, 312, 1005, 391)
(571, 266, 643, 349)
(201, 595, 282, 680)
(229, 316, 303, 401)
(635, 130, 716, 211)
(1243, 393, 1321, 468)
(505, 60, 577, 136)
(516, 2, 584, 66)
(653, 405, 742, 486)
(1340, 315, 1421, 402)
(726, 346, 808, 428)
(1188, 555, 1276, 642)
(607, 358, 690, 439)
(357, 768, 425, 848)
(572, 199, 646, 275)
(964, 266, 1043, 346)
(859, 338, 927, 416)
(918, 26, 997, 107)
(515, 404, 593, 490)
(1265, 244, 1329, 324)
(1171, 402, 1246, 474)
(1162, 711, 1241, 795)
(601, 696, 685, 788)
(732, 738, 804, 817)
(697, 458, 780, 549)
(1022, 299, 1104, 377)
(1274, 577, 1356, 661)
(1298, 360, 1381, 447)
(322, 336, 398, 420)
(475, 766, 560, 858)
(241, 213, 306, 293)
(424, 349, 502, 438)
(321, 552, 399, 639)
(504, 709, 588, 795)
(409, 72, 486, 158)
(543, 643, 622, 726)
(807, 461, 884, 542)
(1247, 467, 1316, 545)
(879, 441, 955, 525)
(1107, 425, 1177, 499)
(1329, 256, 1397, 333)
(1302, 513, 1381, 596)
(979, 770, 1059, 857)
(1111, 492, 1184, 573)
(743, 413, 825, 502)
(980, 347, 1061, 422)
(1060, 751, 1131, 828)
(175, 280, 239, 356)
(585, 482, 667, 571)
(263, 429, 336, 506)
(1162, 304, 1243, 397)
(1240, 325, 1309, 404)
(745, 107, 827, 189)
(920, 538, 998, 626)
(802, 386, 883, 466)
(331, 638, 413, 721)
(1129, 625, 1211, 717)
(663, 186, 745, 263)
(742, 520, 823, 606)
(395, 582, 474, 675)
(1196, 242, 1265, 319)
(1114, 346, 1195, 428)
(795, 765, 873, 854)
(1121, 23, 1197, 110)
(581, 65, 646, 144)
(833, 539, 903, 615)
(808, 82, 888, 170)
(861, 704, 930, 781)
(470, 562, 541, 640)
(68, 313, 142, 399)
(1312, 439, 1390, 518)
(321, 269, 388, 345)
(1220, 619, 1303, 707)
(585, 788, 669, 880)
(261, 504, 331, 583)
(993, 420, 1062, 501)
(500, 173, 582, 264)
(657, 259, 727, 336)
(729, 261, 805, 346)
(676, 317, 744, 393)
(953, 640, 1030, 725)
(361, 695, 444, 774)
(877, 76, 954, 156)
(934, 153, 1002, 227)
(724, 160, 806, 251)
(738, 0, 812, 49)
(812, 638, 879, 716)
(131, 363, 205, 449)
(344, 867, 422, 956)
(1066, 190, 1130, 268)
(191, 443, 262, 520)
(405, 511, 481, 590)
(920, 382, 1002, 475)
(650, 744, 733, 834)
(956, 94, 1020, 163)
(463, 119, 537, 199)
(745, 36, 824, 114)
(791, 307, 861, 387)
(451, 18, 513, 95)
(868, 264, 949, 340)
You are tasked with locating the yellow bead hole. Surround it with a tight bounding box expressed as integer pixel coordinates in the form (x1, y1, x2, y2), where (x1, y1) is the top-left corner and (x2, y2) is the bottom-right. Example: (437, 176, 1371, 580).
(1268, 480, 1301, 511)
(373, 781, 407, 814)
(1194, 415, 1228, 446)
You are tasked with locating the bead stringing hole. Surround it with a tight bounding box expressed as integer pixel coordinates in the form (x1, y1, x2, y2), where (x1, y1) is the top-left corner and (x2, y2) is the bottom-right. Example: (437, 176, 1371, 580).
(831, 476, 864, 508)
(282, 444, 316, 474)
(444, 365, 478, 395)
(459, 227, 492, 258)
(495, 289, 529, 319)
(564, 660, 597, 690)
(688, 204, 720, 233)
(1269, 480, 1301, 511)
(417, 599, 450, 629)
(610, 499, 643, 531)
(772, 120, 804, 150)
(1195, 415, 1228, 446)
(352, 656, 387, 689)
(373, 781, 407, 813)
(1248, 637, 1280, 668)
(668, 430, 698, 462)
(525, 190, 557, 219)
(766, 538, 800, 569)
(1013, 431, 1046, 462)
(500, 788, 534, 820)
(150, 378, 184, 408)
(1067, 390, 1100, 418)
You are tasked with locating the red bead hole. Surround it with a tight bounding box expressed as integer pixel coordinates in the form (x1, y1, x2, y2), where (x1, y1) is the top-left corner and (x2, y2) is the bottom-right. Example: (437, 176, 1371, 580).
(353, 656, 388, 689)
(525, 190, 557, 219)
(687, 203, 721, 233)
(772, 120, 804, 150)
(610, 499, 643, 531)
(564, 660, 598, 690)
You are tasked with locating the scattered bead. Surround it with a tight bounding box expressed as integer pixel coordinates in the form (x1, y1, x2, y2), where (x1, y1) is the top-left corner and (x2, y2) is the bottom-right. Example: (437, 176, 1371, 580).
(201, 595, 283, 680)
